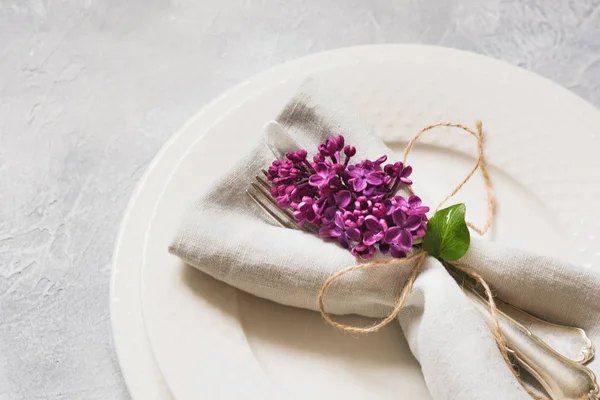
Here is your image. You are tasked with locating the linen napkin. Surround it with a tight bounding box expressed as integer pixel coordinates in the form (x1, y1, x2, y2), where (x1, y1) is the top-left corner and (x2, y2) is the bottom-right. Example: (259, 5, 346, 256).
(169, 80, 600, 400)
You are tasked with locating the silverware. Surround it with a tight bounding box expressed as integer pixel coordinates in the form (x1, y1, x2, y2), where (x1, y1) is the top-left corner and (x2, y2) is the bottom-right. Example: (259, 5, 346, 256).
(264, 121, 300, 160)
(246, 170, 318, 234)
(496, 298, 594, 364)
(246, 171, 300, 231)
(465, 288, 599, 400)
(253, 125, 599, 399)
(446, 265, 595, 366)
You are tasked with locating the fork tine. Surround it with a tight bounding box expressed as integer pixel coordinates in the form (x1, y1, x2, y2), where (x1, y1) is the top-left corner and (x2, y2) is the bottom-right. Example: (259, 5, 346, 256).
(251, 174, 319, 234)
(252, 180, 298, 225)
(255, 175, 271, 191)
(251, 182, 285, 213)
(246, 189, 295, 229)
(249, 183, 302, 230)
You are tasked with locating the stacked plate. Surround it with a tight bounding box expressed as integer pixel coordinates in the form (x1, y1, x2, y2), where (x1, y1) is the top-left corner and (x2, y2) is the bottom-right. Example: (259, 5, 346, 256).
(110, 45, 600, 400)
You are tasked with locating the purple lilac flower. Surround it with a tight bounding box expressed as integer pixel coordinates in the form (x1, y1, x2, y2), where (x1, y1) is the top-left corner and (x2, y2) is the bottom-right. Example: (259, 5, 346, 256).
(363, 215, 387, 246)
(286, 149, 308, 162)
(275, 185, 297, 208)
(384, 161, 413, 195)
(384, 195, 428, 217)
(351, 243, 376, 258)
(292, 197, 319, 226)
(319, 213, 361, 249)
(399, 195, 430, 216)
(376, 211, 417, 258)
(353, 196, 372, 216)
(392, 208, 423, 232)
(384, 161, 412, 183)
(323, 190, 352, 223)
(371, 202, 386, 219)
(347, 165, 386, 192)
(343, 145, 356, 166)
(381, 225, 414, 258)
(309, 162, 336, 188)
(415, 221, 427, 238)
(266, 134, 429, 259)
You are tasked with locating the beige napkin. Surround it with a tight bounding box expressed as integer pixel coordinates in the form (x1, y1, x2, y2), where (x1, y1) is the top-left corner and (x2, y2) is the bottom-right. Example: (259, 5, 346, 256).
(169, 80, 600, 400)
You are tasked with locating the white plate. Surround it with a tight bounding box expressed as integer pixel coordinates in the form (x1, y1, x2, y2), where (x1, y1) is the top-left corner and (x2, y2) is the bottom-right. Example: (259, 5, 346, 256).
(112, 45, 600, 400)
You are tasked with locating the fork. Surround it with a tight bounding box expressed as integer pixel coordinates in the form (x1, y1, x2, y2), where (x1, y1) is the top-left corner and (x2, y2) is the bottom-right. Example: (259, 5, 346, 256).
(246, 174, 599, 400)
(246, 170, 319, 234)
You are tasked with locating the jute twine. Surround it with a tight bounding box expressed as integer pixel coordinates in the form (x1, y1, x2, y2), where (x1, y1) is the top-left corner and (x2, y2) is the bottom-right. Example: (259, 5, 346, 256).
(317, 122, 545, 400)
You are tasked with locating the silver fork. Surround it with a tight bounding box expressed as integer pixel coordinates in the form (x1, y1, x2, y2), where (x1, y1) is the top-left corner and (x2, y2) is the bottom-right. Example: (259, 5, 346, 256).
(246, 170, 318, 234)
(246, 175, 599, 400)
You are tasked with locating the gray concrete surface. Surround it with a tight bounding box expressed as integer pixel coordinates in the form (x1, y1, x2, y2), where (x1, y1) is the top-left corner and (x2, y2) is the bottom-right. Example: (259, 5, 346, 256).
(1, 1, 599, 399)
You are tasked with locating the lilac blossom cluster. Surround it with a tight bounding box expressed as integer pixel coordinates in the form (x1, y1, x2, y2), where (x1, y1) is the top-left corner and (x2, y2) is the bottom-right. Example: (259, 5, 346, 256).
(267, 135, 429, 258)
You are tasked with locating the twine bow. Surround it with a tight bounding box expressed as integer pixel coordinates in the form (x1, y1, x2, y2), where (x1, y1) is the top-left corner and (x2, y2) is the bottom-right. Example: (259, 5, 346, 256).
(318, 122, 546, 400)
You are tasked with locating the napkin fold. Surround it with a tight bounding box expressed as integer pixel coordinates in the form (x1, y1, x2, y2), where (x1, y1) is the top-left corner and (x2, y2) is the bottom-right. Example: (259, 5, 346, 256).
(169, 80, 600, 400)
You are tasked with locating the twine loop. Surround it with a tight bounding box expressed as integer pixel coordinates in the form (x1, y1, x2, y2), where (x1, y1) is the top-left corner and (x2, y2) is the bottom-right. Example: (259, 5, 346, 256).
(318, 252, 426, 333)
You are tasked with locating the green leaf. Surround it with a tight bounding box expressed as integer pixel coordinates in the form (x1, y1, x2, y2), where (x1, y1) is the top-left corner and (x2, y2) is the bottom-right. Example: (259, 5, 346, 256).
(422, 203, 470, 261)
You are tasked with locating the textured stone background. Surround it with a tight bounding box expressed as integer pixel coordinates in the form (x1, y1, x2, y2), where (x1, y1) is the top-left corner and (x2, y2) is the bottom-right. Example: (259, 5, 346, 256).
(1, 1, 599, 399)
